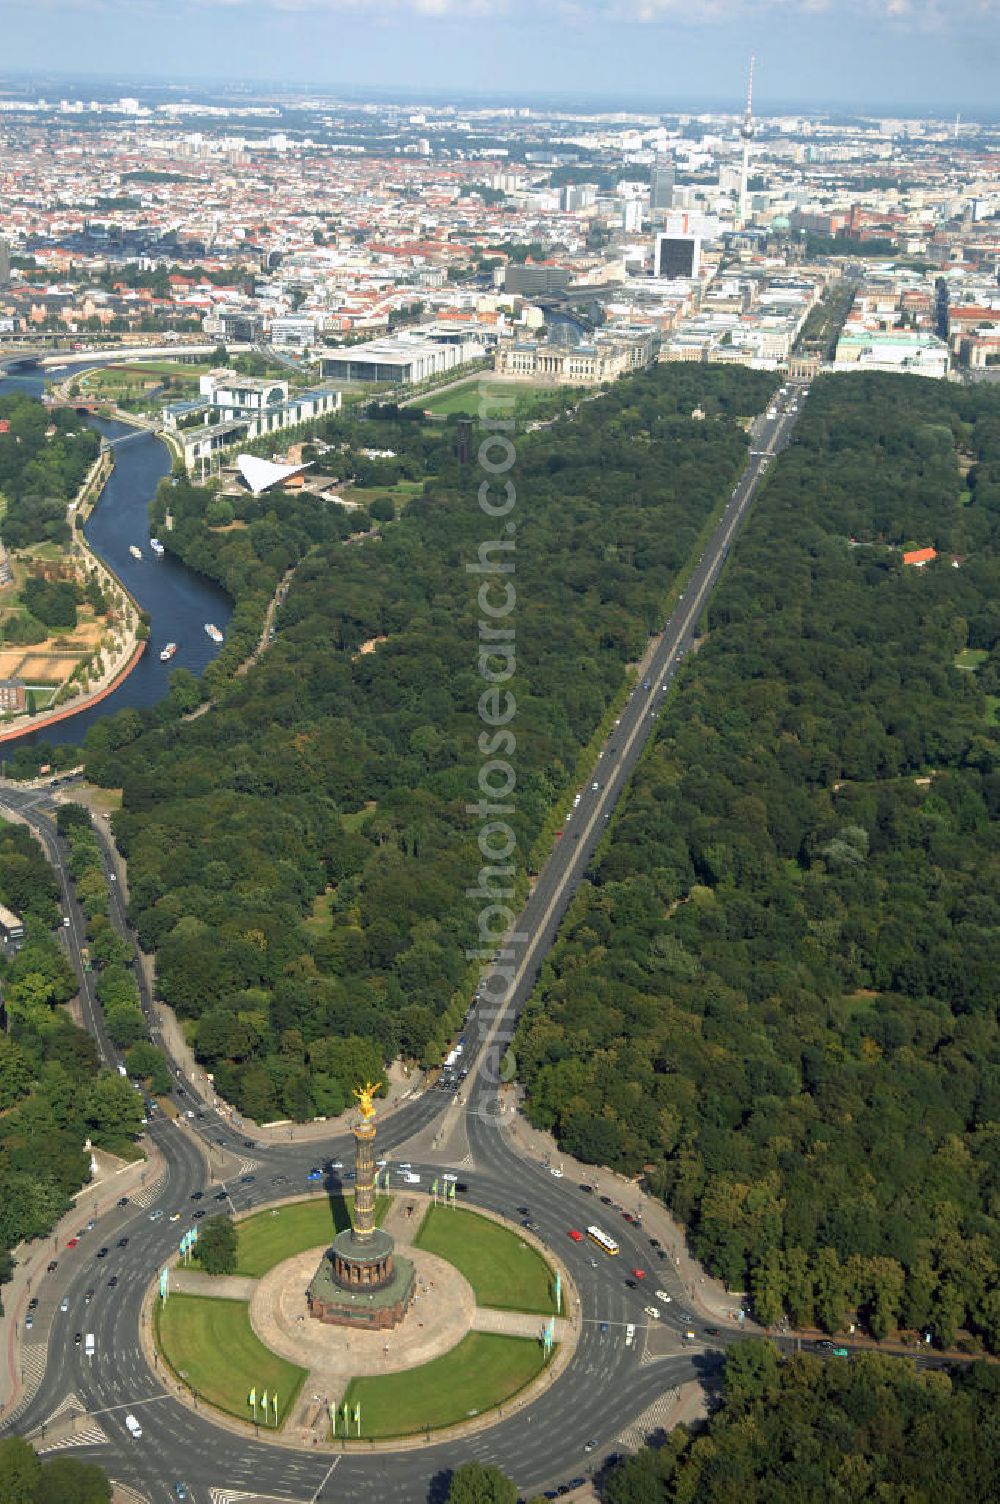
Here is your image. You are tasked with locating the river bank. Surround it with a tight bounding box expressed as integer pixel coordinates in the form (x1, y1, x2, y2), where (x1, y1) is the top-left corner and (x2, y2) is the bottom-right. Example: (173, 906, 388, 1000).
(0, 362, 232, 751)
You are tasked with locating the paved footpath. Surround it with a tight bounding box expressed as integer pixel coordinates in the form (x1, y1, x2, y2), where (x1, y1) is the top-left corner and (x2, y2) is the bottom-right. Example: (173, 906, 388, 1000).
(0, 1138, 164, 1419)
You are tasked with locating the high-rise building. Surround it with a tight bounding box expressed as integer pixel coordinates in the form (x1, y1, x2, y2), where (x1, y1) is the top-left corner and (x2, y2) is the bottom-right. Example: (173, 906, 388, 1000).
(504, 264, 570, 296)
(0, 238, 10, 289)
(649, 158, 675, 219)
(621, 199, 644, 233)
(655, 233, 701, 280)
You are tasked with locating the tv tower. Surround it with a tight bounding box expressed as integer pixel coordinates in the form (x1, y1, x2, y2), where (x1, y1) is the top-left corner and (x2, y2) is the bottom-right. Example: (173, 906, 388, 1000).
(737, 54, 755, 230)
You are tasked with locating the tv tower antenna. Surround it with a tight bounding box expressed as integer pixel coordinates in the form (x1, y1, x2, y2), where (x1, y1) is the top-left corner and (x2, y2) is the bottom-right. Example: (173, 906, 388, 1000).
(738, 53, 755, 231)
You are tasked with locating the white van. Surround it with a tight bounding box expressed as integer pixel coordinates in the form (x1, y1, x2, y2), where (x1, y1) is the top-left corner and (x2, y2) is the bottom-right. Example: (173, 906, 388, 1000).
(84, 1333, 95, 1357)
(124, 1413, 142, 1439)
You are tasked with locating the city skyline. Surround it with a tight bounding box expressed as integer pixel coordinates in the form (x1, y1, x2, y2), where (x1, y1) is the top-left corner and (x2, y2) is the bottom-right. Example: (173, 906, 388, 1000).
(4, 0, 1000, 116)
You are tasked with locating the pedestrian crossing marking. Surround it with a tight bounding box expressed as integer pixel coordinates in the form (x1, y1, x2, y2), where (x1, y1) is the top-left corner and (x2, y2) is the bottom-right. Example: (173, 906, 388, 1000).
(132, 1174, 167, 1209)
(37, 1420, 108, 1453)
(210, 1491, 306, 1504)
(617, 1387, 679, 1451)
(46, 1390, 87, 1423)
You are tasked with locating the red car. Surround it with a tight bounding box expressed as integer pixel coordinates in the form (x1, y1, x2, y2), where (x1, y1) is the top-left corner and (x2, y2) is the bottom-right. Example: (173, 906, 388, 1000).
(631, 1267, 646, 1280)
(66, 1237, 78, 1249)
(568, 1228, 583, 1242)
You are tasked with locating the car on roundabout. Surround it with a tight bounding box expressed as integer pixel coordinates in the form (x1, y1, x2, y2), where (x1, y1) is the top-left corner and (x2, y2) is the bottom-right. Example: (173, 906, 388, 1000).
(306, 1168, 323, 1182)
(631, 1267, 646, 1280)
(644, 1305, 660, 1320)
(169, 1213, 181, 1223)
(655, 1289, 672, 1303)
(568, 1228, 583, 1241)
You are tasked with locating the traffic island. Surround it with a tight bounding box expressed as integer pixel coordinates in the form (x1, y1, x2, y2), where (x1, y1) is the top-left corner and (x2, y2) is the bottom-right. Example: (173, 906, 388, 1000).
(145, 1196, 580, 1448)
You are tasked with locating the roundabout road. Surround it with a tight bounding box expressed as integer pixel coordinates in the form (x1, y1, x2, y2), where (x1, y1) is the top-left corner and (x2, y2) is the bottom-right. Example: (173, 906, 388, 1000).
(0, 387, 807, 1502)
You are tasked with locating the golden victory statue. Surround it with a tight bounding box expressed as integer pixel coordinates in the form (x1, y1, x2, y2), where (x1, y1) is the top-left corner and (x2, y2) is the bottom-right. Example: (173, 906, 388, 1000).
(354, 1080, 382, 1120)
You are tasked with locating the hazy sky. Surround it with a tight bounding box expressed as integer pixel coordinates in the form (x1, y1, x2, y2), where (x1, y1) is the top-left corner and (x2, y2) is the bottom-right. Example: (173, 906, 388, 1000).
(6, 0, 1000, 115)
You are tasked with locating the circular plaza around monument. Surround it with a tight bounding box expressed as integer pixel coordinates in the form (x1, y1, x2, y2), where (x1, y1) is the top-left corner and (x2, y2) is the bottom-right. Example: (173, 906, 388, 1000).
(149, 1094, 576, 1444)
(150, 1195, 575, 1442)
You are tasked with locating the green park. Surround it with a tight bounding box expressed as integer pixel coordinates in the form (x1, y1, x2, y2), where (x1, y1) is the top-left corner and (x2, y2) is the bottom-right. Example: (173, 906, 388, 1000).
(154, 1294, 307, 1426)
(231, 1195, 389, 1278)
(415, 1204, 558, 1315)
(340, 1332, 548, 1440)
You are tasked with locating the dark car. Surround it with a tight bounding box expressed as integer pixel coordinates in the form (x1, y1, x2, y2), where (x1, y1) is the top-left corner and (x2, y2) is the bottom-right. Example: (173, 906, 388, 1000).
(704, 1326, 721, 1336)
(241, 1174, 255, 1184)
(117, 1197, 129, 1208)
(190, 1191, 204, 1201)
(814, 1339, 835, 1351)
(28, 1297, 38, 1311)
(192, 1209, 206, 1220)
(214, 1191, 228, 1201)
(96, 1247, 108, 1259)
(579, 1183, 593, 1193)
(84, 1289, 94, 1304)
(74, 1332, 82, 1346)
(649, 1237, 661, 1248)
(107, 1275, 118, 1288)
(517, 1206, 530, 1216)
(599, 1195, 613, 1205)
(243, 1140, 255, 1149)
(118, 1237, 129, 1248)
(47, 1260, 58, 1273)
(655, 1250, 668, 1261)
(625, 1278, 637, 1289)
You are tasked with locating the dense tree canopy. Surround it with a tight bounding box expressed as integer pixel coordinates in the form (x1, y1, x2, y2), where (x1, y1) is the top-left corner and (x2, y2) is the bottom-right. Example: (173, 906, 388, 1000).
(515, 373, 1000, 1350)
(606, 1341, 1000, 1504)
(0, 816, 142, 1308)
(79, 366, 774, 1123)
(0, 395, 99, 549)
(447, 1462, 518, 1504)
(0, 1436, 110, 1504)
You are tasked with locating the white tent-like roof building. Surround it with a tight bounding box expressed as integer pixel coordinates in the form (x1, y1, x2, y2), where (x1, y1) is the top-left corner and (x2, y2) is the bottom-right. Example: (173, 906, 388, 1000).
(236, 453, 312, 497)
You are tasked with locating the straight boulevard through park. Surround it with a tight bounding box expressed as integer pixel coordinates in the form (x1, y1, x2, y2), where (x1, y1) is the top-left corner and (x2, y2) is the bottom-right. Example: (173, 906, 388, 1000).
(0, 383, 807, 1503)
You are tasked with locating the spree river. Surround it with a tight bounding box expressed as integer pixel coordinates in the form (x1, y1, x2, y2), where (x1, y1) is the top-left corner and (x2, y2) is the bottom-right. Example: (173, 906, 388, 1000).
(0, 362, 232, 749)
